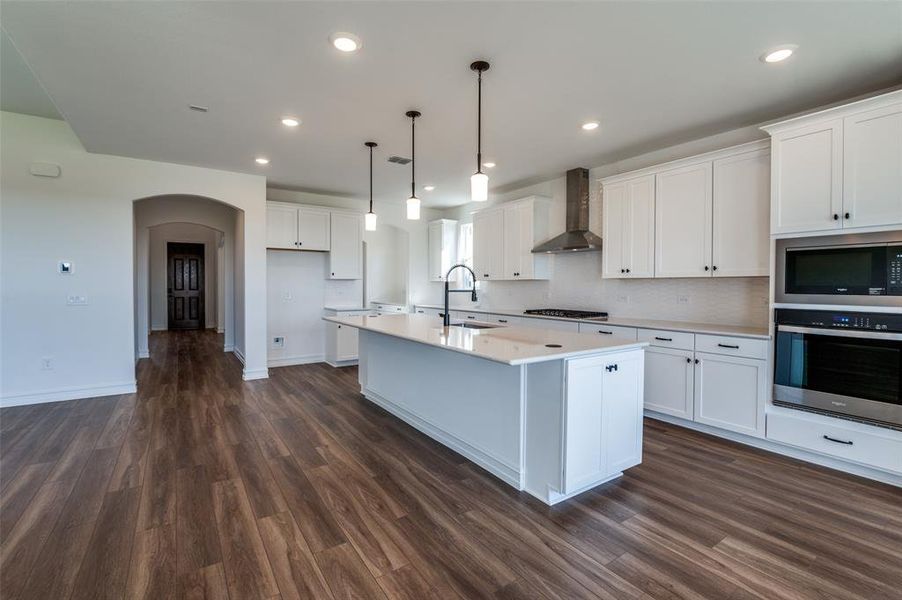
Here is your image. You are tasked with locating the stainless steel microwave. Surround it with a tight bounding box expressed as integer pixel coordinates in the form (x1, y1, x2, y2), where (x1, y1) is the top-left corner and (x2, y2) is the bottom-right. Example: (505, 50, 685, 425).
(776, 231, 902, 307)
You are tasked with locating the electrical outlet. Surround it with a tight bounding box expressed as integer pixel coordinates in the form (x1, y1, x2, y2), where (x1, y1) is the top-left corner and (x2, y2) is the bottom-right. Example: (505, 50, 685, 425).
(271, 336, 285, 348)
(281, 291, 293, 302)
(41, 356, 54, 370)
(66, 295, 88, 305)
(616, 294, 629, 304)
(677, 295, 690, 305)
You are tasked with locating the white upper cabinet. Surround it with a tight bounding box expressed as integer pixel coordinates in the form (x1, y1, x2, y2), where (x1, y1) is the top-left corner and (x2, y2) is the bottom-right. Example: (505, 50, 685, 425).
(602, 175, 654, 279)
(428, 219, 458, 282)
(843, 103, 902, 229)
(769, 120, 843, 234)
(329, 212, 362, 279)
(655, 161, 713, 278)
(266, 203, 300, 250)
(763, 90, 902, 235)
(473, 196, 550, 281)
(297, 206, 331, 251)
(712, 147, 770, 277)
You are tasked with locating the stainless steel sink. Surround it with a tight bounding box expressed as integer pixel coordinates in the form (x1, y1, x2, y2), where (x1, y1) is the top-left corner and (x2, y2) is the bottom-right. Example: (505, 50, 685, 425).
(448, 322, 499, 330)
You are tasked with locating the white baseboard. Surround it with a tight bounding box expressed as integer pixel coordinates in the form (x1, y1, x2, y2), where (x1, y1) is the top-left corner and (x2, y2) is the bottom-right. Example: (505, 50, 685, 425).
(137, 350, 150, 359)
(233, 347, 246, 365)
(268, 354, 324, 368)
(363, 387, 521, 488)
(151, 326, 167, 332)
(645, 411, 902, 487)
(325, 358, 359, 368)
(217, 328, 225, 334)
(1, 381, 137, 407)
(242, 368, 269, 381)
(223, 344, 234, 352)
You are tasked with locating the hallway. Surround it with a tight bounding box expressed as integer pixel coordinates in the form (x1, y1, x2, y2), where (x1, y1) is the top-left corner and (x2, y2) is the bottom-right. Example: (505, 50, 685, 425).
(1, 330, 901, 599)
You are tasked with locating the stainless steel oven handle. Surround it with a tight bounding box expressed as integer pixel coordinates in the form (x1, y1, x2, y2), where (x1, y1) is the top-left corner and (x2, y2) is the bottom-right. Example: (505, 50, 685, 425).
(778, 325, 902, 341)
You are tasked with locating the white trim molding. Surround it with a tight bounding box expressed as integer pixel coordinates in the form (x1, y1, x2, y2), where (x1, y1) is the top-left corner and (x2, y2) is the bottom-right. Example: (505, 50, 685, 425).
(0, 381, 137, 407)
(268, 354, 325, 368)
(233, 347, 246, 365)
(242, 367, 269, 381)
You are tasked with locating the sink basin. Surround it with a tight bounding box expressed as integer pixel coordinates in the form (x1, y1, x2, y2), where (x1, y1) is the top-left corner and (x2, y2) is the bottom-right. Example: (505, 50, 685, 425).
(448, 322, 499, 330)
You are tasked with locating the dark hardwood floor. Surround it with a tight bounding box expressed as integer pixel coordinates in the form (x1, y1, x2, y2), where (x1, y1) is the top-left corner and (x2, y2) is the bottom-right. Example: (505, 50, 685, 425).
(2, 330, 901, 600)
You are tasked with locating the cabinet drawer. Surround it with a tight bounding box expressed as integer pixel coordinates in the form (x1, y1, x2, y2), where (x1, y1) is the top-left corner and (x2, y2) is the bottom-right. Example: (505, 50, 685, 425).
(767, 412, 902, 474)
(695, 334, 767, 360)
(488, 314, 523, 327)
(638, 328, 694, 350)
(578, 323, 639, 341)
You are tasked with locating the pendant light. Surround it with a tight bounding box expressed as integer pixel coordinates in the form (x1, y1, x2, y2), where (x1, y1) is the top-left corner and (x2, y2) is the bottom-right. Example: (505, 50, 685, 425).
(364, 141, 378, 231)
(470, 60, 490, 202)
(405, 110, 421, 220)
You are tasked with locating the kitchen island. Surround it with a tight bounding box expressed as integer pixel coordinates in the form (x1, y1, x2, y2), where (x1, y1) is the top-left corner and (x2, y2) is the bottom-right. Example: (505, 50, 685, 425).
(322, 313, 648, 505)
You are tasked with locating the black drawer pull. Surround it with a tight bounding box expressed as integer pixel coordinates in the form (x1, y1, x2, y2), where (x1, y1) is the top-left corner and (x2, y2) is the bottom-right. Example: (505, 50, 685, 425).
(654, 336, 673, 342)
(438, 313, 445, 318)
(467, 315, 476, 319)
(605, 364, 618, 372)
(823, 435, 853, 446)
(598, 330, 613, 335)
(498, 319, 508, 323)
(686, 357, 692, 363)
(717, 343, 740, 349)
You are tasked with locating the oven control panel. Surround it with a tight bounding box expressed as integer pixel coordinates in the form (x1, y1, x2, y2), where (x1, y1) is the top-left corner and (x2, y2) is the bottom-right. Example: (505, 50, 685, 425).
(888, 245, 902, 295)
(776, 308, 902, 333)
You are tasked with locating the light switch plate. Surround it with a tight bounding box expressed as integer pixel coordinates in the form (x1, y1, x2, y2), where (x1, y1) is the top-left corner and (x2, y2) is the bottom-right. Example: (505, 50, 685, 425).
(67, 295, 88, 305)
(59, 261, 73, 274)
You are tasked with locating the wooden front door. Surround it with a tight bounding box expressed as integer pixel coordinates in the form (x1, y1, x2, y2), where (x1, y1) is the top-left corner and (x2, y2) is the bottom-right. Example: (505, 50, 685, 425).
(167, 242, 204, 330)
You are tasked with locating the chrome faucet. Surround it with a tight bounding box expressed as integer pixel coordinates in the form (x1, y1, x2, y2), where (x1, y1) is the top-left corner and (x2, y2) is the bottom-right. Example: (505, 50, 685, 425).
(443, 264, 478, 326)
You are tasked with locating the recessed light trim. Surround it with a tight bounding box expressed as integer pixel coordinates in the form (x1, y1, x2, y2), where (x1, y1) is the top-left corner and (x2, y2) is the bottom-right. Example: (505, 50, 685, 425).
(482, 162, 496, 169)
(582, 121, 600, 131)
(761, 44, 797, 63)
(330, 32, 362, 53)
(424, 185, 436, 191)
(255, 157, 270, 165)
(189, 104, 208, 112)
(281, 117, 300, 127)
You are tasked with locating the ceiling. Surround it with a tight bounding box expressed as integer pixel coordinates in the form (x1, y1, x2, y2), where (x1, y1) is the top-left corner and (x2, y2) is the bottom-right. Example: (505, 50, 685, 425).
(2, 1, 901, 208)
(0, 29, 61, 120)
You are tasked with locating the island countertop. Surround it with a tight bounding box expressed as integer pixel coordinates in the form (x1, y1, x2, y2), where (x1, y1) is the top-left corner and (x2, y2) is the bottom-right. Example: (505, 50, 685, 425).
(324, 313, 647, 366)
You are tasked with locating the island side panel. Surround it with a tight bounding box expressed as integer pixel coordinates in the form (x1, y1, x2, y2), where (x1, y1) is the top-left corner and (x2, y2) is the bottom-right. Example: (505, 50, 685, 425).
(523, 360, 566, 500)
(358, 330, 524, 487)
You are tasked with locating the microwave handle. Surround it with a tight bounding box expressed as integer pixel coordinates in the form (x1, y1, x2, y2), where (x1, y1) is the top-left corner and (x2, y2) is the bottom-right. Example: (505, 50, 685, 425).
(778, 325, 902, 341)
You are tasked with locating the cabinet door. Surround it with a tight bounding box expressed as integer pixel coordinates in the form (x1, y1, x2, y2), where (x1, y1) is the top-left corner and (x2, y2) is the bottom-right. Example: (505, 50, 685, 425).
(329, 213, 362, 279)
(428, 221, 444, 281)
(563, 356, 605, 493)
(712, 148, 770, 277)
(601, 351, 644, 474)
(473, 208, 504, 280)
(694, 352, 765, 437)
(502, 204, 523, 279)
(297, 207, 331, 251)
(655, 162, 713, 278)
(335, 323, 359, 361)
(843, 104, 902, 229)
(625, 175, 656, 278)
(601, 182, 627, 278)
(516, 202, 536, 278)
(266, 204, 299, 249)
(644, 347, 694, 419)
(771, 120, 843, 234)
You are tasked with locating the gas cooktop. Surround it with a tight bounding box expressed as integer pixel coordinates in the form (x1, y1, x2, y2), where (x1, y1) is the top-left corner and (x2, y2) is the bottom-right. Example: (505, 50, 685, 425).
(524, 309, 608, 320)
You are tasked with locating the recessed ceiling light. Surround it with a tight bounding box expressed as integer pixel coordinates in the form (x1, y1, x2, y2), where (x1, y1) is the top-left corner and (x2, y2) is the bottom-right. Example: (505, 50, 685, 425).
(281, 117, 300, 127)
(424, 185, 436, 191)
(189, 104, 209, 113)
(582, 121, 600, 131)
(330, 32, 362, 53)
(483, 162, 496, 169)
(761, 45, 797, 63)
(255, 157, 270, 165)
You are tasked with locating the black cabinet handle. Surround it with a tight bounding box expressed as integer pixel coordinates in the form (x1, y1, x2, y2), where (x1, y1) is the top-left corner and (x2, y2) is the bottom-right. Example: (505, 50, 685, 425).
(598, 330, 613, 335)
(823, 435, 853, 445)
(467, 316, 476, 319)
(654, 336, 673, 342)
(694, 358, 700, 364)
(844, 212, 850, 220)
(833, 214, 839, 220)
(686, 357, 692, 363)
(717, 343, 740, 349)
(712, 265, 718, 271)
(438, 313, 445, 318)
(498, 319, 508, 323)
(605, 364, 618, 372)
(620, 269, 625, 273)
(483, 274, 489, 278)
(704, 266, 709, 271)
(626, 268, 631, 273)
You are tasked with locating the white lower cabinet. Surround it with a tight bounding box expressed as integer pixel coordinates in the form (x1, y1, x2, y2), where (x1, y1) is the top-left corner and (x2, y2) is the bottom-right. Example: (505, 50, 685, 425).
(693, 351, 766, 437)
(563, 351, 644, 494)
(325, 309, 372, 365)
(578, 323, 638, 340)
(644, 347, 694, 419)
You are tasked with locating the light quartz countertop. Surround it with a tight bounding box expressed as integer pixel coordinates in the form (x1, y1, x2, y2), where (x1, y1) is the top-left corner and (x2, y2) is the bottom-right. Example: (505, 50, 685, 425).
(415, 304, 769, 339)
(323, 306, 371, 312)
(323, 314, 647, 366)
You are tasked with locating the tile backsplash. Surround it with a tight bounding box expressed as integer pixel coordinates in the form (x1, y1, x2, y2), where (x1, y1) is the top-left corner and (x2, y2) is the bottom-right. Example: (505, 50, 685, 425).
(446, 252, 769, 328)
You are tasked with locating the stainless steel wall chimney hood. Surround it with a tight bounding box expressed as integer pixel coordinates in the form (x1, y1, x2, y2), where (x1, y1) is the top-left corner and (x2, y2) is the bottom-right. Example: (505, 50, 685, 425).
(532, 168, 603, 253)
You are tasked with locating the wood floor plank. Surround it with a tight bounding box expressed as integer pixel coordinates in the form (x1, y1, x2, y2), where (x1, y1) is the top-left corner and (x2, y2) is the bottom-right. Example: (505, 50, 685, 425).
(125, 524, 178, 600)
(179, 562, 231, 600)
(176, 464, 222, 574)
(0, 461, 53, 542)
(19, 522, 96, 600)
(211, 477, 280, 600)
(231, 441, 288, 519)
(315, 542, 388, 600)
(258, 510, 335, 600)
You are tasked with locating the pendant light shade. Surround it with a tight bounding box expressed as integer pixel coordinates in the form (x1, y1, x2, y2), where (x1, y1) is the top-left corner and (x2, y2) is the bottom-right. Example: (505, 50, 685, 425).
(405, 110, 421, 220)
(364, 141, 378, 231)
(470, 60, 490, 202)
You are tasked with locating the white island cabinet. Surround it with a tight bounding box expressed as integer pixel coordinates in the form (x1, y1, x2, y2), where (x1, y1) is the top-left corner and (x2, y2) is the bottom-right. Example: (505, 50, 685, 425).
(324, 313, 646, 505)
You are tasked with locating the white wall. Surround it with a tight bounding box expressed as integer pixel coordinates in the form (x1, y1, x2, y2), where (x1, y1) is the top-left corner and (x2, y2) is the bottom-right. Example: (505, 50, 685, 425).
(436, 124, 771, 328)
(0, 111, 268, 406)
(148, 223, 219, 330)
(365, 223, 408, 305)
(266, 250, 330, 366)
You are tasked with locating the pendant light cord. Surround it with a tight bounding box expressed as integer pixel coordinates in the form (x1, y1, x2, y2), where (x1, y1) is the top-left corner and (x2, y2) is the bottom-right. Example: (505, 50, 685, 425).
(476, 68, 482, 173)
(410, 114, 416, 198)
(369, 144, 374, 213)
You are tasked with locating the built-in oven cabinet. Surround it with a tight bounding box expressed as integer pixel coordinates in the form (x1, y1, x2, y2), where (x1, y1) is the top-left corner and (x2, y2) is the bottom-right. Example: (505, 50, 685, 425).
(767, 410, 902, 475)
(763, 90, 902, 235)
